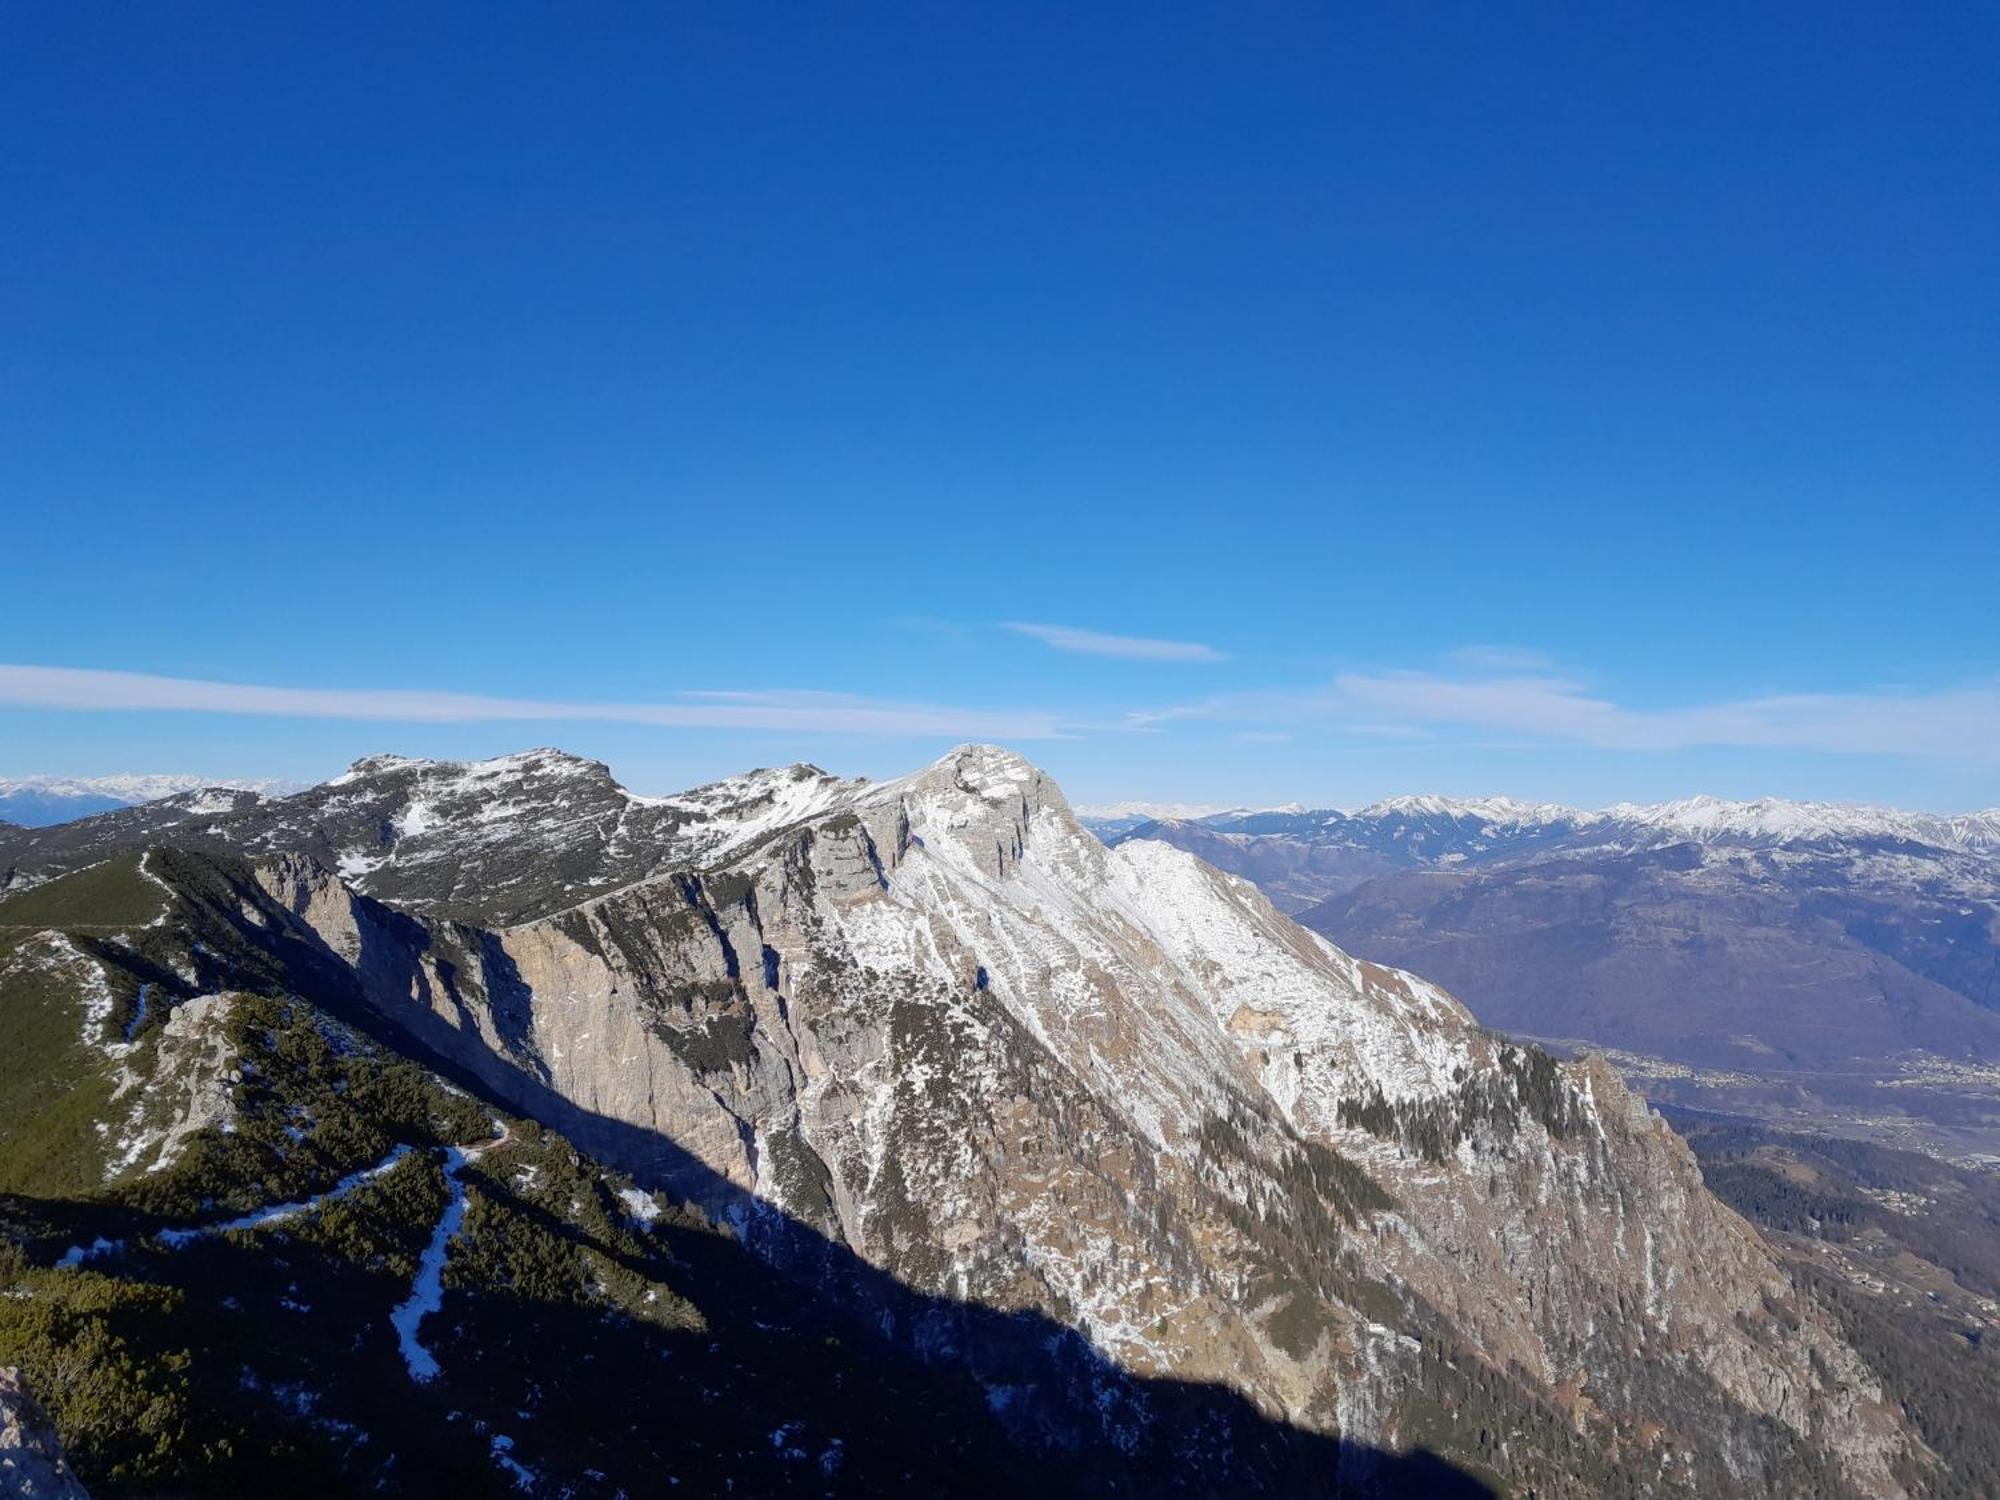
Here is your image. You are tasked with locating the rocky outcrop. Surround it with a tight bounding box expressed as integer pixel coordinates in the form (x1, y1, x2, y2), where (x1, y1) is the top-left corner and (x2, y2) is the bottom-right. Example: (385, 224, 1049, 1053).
(102, 993, 238, 1180)
(0, 1368, 90, 1499)
(207, 744, 1915, 1498)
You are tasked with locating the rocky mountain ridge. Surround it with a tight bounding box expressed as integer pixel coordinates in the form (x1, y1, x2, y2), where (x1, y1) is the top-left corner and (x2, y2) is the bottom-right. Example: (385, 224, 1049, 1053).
(0, 748, 859, 925)
(0, 746, 1927, 1495)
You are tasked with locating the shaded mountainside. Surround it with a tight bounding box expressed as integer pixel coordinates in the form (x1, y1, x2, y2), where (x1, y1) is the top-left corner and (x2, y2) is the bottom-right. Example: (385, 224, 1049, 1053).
(0, 853, 1436, 1497)
(0, 748, 1926, 1496)
(1675, 1116, 2000, 1500)
(1098, 801, 2000, 1160)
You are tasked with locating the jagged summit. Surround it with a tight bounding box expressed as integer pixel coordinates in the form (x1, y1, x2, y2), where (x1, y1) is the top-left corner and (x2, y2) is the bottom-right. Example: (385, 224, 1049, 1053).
(1, 743, 1087, 926)
(888, 742, 1071, 813)
(329, 745, 614, 786)
(332, 752, 426, 780)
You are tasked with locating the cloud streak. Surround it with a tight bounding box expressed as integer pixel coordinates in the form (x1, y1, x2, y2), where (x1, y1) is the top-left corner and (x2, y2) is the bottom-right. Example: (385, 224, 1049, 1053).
(1333, 671, 1996, 758)
(1004, 622, 1226, 663)
(0, 665, 1063, 740)
(1130, 668, 1999, 761)
(1445, 644, 1558, 673)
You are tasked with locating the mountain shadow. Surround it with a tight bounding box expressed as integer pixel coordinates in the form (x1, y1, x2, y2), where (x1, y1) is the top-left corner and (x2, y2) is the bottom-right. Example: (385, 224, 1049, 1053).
(316, 1011, 1503, 1496)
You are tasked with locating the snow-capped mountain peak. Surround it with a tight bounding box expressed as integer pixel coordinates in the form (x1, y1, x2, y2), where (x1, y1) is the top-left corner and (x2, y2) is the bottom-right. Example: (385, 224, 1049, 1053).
(1353, 793, 1592, 829)
(1072, 798, 1239, 822)
(0, 773, 301, 802)
(1603, 794, 2000, 851)
(1090, 790, 2000, 856)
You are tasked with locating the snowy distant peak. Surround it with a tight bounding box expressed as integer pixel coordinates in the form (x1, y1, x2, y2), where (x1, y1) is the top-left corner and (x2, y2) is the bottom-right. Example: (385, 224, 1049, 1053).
(1941, 809, 2000, 852)
(1166, 791, 2000, 855)
(1086, 788, 2000, 862)
(1601, 795, 2000, 851)
(1075, 799, 1239, 823)
(0, 773, 301, 801)
(0, 773, 306, 827)
(1608, 795, 1885, 843)
(1388, 793, 2000, 851)
(1354, 794, 1590, 829)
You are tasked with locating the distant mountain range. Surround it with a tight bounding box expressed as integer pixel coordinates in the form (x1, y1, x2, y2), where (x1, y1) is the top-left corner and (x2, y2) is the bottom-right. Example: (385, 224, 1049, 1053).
(1087, 794, 2000, 1163)
(0, 774, 307, 827)
(1085, 793, 2000, 874)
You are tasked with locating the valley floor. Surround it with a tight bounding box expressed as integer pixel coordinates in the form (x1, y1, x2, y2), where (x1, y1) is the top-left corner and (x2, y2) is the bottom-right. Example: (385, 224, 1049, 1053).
(1532, 1037, 2000, 1169)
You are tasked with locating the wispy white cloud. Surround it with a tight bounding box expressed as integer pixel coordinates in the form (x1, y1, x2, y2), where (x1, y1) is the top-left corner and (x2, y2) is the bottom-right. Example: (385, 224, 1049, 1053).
(1332, 671, 1998, 758)
(0, 665, 1062, 740)
(1003, 622, 1226, 663)
(1341, 723, 1435, 740)
(1126, 667, 2000, 761)
(1445, 644, 1558, 673)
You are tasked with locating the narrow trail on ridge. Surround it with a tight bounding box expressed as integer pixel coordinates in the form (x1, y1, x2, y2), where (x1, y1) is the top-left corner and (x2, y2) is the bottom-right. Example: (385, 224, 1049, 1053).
(392, 1119, 512, 1383)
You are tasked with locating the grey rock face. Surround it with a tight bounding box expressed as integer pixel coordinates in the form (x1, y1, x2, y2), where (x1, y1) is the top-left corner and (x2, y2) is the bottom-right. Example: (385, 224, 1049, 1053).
(0, 1368, 90, 1499)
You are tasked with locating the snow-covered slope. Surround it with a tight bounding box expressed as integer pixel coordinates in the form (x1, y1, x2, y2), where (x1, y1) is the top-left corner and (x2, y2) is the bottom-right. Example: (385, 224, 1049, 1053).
(1601, 794, 2000, 851)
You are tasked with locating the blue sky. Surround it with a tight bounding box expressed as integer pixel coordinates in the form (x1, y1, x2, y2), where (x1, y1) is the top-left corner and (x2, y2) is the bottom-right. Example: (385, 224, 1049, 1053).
(4, 4, 1996, 810)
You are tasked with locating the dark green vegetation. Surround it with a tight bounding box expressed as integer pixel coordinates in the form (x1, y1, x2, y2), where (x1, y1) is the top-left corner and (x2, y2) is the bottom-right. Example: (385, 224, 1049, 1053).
(0, 930, 120, 1198)
(1679, 1116, 2000, 1500)
(0, 853, 170, 931)
(1185, 1088, 1851, 1500)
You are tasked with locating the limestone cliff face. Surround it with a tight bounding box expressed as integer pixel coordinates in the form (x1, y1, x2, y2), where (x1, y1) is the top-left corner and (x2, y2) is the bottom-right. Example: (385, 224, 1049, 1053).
(0, 1367, 91, 1499)
(242, 746, 1910, 1498)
